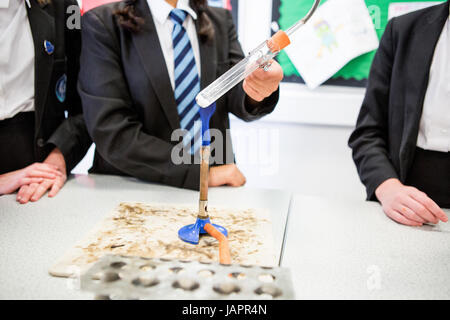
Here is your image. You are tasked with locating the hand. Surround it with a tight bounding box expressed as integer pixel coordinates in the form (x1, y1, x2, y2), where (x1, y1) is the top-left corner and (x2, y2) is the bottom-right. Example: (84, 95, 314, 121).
(17, 148, 67, 204)
(375, 178, 448, 226)
(0, 163, 61, 195)
(209, 164, 246, 187)
(243, 59, 283, 102)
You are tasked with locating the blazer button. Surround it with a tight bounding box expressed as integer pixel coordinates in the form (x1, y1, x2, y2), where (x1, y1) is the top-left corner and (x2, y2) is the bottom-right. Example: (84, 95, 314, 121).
(37, 138, 45, 147)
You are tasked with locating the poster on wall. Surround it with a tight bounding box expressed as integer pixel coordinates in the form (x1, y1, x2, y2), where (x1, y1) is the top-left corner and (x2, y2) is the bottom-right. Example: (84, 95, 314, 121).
(284, 0, 379, 89)
(208, 0, 232, 9)
(272, 0, 445, 88)
(208, 0, 239, 28)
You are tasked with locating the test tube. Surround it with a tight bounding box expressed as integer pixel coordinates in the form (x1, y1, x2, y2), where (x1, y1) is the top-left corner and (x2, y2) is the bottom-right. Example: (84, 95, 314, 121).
(196, 31, 291, 108)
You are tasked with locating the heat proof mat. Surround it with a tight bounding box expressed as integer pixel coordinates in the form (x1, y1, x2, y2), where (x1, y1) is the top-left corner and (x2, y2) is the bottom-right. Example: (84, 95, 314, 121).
(50, 202, 276, 277)
(81, 255, 294, 300)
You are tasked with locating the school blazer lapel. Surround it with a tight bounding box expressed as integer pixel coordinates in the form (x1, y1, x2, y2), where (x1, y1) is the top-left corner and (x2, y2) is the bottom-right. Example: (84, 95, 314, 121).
(131, 0, 180, 131)
(195, 19, 217, 90)
(131, 1, 219, 129)
(26, 0, 54, 133)
(400, 1, 449, 178)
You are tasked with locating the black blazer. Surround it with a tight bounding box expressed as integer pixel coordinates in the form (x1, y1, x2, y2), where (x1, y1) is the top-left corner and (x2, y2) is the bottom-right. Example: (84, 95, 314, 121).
(26, 0, 91, 171)
(349, 1, 449, 201)
(79, 0, 279, 190)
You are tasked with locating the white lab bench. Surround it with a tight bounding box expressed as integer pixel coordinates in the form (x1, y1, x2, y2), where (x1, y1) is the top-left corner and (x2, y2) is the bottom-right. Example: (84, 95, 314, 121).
(1, 175, 449, 299)
(0, 174, 291, 299)
(281, 195, 450, 300)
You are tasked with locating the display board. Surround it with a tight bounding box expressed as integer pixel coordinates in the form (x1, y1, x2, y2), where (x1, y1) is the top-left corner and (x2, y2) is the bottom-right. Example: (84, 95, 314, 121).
(209, 0, 239, 27)
(272, 0, 444, 87)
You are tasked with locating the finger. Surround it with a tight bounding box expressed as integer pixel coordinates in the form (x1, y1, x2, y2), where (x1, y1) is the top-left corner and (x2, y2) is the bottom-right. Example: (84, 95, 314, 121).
(252, 60, 275, 78)
(228, 176, 243, 187)
(387, 209, 423, 227)
(236, 168, 246, 186)
(254, 60, 283, 81)
(403, 196, 438, 224)
(243, 80, 264, 102)
(410, 191, 448, 223)
(246, 75, 277, 95)
(229, 169, 246, 187)
(228, 180, 240, 187)
(243, 80, 263, 101)
(28, 170, 57, 179)
(27, 167, 61, 180)
(249, 71, 275, 85)
(252, 67, 270, 81)
(31, 180, 53, 202)
(31, 163, 60, 173)
(395, 204, 426, 223)
(18, 183, 39, 204)
(253, 71, 279, 96)
(48, 177, 65, 197)
(17, 185, 28, 202)
(19, 178, 44, 186)
(48, 182, 61, 198)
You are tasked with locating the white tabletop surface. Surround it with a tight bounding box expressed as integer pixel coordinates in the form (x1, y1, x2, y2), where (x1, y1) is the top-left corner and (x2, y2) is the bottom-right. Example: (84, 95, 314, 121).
(2, 174, 449, 300)
(281, 194, 450, 300)
(0, 174, 291, 299)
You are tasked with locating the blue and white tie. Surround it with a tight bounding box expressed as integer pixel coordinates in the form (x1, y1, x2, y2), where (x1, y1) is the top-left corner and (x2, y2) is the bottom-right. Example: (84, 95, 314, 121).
(170, 9, 201, 155)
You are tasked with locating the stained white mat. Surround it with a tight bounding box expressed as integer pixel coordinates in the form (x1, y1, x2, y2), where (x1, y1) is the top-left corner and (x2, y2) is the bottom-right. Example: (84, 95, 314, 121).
(50, 202, 276, 277)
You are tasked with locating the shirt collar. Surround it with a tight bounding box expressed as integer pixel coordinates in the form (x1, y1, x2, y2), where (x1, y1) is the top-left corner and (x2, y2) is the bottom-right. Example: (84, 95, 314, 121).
(148, 0, 198, 25)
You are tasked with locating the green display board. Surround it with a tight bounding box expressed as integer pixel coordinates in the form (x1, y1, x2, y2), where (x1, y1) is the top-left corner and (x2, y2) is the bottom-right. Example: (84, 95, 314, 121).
(273, 0, 444, 86)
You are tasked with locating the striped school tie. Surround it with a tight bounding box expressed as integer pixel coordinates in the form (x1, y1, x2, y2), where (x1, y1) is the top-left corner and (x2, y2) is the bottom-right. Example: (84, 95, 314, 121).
(170, 9, 201, 155)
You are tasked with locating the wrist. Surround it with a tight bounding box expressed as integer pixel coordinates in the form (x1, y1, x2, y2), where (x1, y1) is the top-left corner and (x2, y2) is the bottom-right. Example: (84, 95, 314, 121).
(44, 148, 67, 175)
(375, 178, 402, 202)
(244, 95, 261, 114)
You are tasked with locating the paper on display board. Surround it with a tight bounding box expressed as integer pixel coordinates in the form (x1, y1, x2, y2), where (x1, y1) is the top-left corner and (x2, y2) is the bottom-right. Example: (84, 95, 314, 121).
(208, 0, 232, 10)
(284, 0, 379, 89)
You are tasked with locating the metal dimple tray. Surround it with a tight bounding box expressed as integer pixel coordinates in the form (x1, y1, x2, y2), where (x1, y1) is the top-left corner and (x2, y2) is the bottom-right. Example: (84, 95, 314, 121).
(80, 255, 295, 300)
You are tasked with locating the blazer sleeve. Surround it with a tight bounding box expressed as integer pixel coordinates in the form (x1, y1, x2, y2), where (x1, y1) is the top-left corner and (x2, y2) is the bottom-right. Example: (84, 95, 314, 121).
(223, 10, 280, 122)
(348, 19, 399, 201)
(47, 0, 92, 172)
(78, 11, 200, 190)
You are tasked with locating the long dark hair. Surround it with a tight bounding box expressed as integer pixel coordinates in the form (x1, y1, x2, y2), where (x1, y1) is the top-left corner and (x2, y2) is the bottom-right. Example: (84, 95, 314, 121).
(114, 0, 214, 42)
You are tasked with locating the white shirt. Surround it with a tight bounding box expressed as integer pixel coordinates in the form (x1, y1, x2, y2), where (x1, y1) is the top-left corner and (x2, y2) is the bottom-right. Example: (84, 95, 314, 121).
(147, 0, 201, 89)
(0, 0, 35, 121)
(417, 18, 450, 153)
